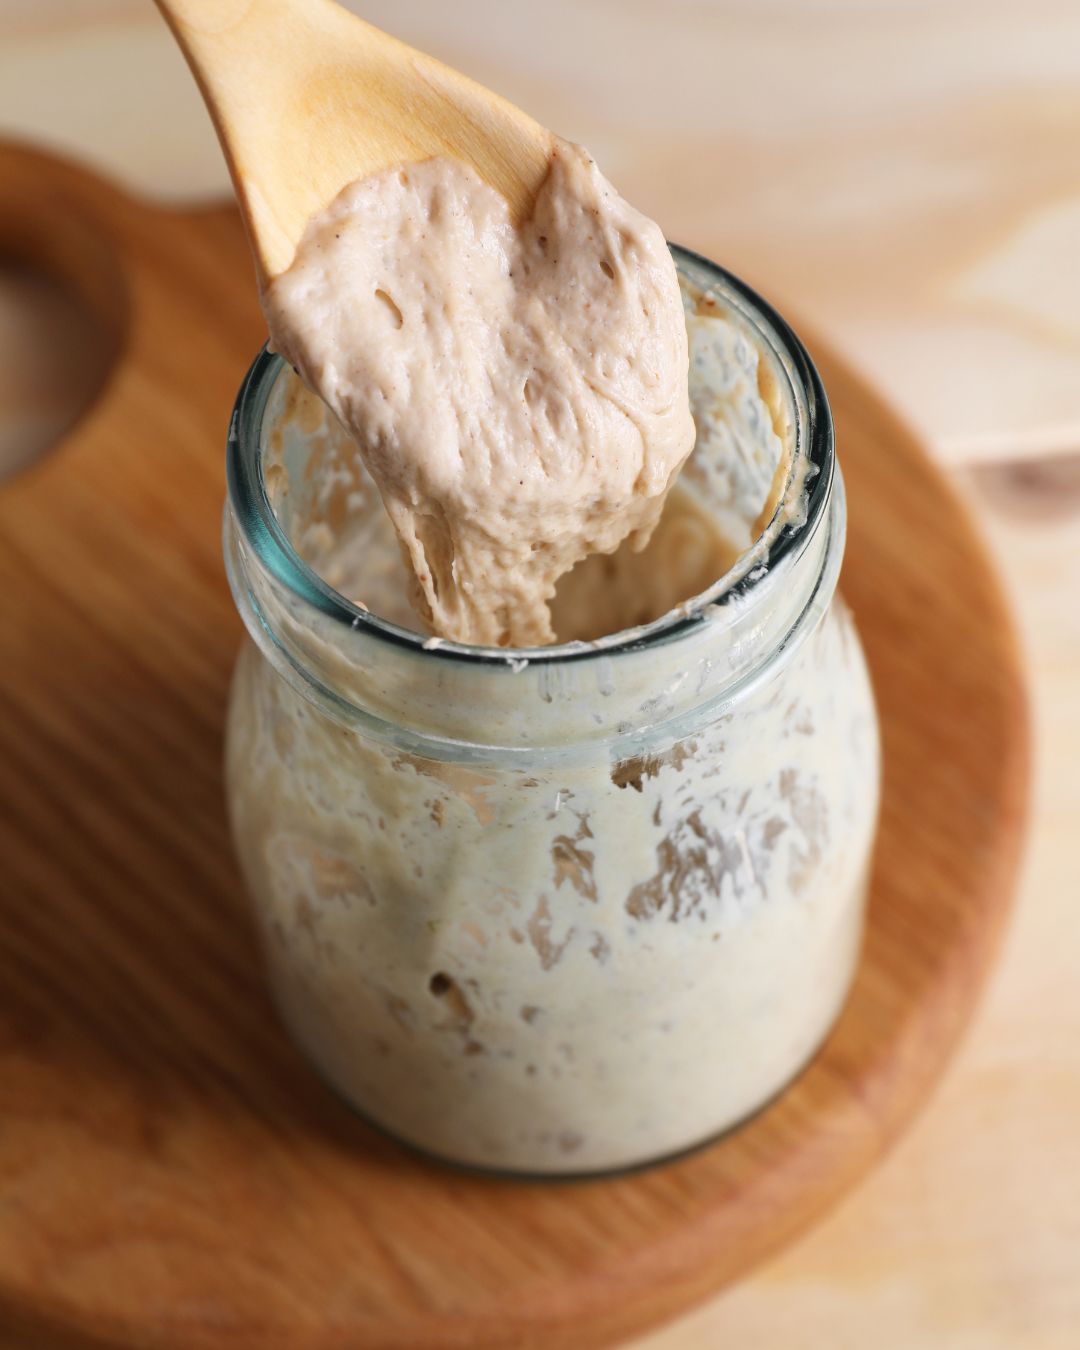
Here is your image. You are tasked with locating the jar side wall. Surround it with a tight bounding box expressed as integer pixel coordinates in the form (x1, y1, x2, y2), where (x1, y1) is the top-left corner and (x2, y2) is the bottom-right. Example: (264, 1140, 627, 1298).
(224, 586, 880, 1174)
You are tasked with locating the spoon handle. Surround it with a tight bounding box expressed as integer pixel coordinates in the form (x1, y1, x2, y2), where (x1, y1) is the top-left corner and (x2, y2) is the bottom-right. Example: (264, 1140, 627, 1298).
(154, 0, 553, 280)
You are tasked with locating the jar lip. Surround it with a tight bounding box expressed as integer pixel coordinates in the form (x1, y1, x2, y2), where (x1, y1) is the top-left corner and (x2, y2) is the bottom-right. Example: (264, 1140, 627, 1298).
(226, 245, 834, 669)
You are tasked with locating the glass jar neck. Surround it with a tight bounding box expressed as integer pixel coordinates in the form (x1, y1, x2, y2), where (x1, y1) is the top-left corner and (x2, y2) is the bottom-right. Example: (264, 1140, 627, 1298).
(224, 249, 839, 766)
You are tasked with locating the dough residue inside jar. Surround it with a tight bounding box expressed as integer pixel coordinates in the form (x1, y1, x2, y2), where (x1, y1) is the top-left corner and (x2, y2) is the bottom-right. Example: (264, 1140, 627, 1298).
(262, 138, 696, 647)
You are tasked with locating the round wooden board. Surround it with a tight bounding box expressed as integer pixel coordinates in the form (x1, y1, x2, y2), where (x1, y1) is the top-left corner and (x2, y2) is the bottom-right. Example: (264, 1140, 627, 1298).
(0, 145, 1030, 1350)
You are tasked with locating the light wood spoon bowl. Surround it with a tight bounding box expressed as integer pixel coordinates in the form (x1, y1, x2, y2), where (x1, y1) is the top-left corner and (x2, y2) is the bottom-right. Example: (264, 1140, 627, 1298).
(154, 0, 555, 281)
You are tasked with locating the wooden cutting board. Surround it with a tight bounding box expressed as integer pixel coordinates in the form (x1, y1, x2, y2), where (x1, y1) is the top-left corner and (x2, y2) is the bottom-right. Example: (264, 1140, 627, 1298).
(0, 143, 1029, 1350)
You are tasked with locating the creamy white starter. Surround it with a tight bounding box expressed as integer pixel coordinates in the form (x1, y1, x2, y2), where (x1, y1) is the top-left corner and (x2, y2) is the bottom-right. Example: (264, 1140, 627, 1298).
(227, 588, 876, 1173)
(262, 140, 695, 646)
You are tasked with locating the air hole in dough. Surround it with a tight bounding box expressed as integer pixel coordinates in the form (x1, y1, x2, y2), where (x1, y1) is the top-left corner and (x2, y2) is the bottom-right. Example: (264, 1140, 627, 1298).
(375, 288, 404, 329)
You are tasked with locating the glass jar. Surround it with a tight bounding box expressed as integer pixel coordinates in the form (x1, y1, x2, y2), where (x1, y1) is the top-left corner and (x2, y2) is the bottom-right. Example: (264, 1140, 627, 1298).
(223, 248, 880, 1176)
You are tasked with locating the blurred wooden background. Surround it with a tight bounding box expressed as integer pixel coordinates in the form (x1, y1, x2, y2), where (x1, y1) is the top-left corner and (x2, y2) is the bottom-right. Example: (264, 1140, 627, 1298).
(0, 3, 1077, 1348)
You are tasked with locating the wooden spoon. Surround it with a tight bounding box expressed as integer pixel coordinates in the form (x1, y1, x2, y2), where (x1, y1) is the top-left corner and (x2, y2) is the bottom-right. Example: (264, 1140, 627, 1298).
(154, 0, 555, 281)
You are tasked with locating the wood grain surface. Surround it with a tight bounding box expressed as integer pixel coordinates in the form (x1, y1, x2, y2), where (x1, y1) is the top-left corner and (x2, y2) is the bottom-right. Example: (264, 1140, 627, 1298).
(0, 144, 1029, 1350)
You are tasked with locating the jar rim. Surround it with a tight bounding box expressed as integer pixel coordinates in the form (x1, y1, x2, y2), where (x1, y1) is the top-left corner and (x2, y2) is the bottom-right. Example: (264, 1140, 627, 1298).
(226, 245, 834, 670)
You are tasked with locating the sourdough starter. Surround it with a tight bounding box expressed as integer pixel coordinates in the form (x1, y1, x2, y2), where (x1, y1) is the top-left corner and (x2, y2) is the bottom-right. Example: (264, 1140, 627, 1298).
(224, 246, 880, 1171)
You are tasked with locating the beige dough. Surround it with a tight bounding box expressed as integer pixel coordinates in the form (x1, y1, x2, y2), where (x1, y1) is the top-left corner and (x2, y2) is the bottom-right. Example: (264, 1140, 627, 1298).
(262, 139, 695, 647)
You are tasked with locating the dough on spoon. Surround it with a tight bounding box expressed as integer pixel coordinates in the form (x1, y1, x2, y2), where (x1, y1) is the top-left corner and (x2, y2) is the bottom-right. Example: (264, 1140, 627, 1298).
(263, 138, 695, 646)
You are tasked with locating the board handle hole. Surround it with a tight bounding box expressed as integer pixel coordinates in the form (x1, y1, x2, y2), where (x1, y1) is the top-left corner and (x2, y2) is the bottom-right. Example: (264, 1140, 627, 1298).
(0, 203, 126, 483)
